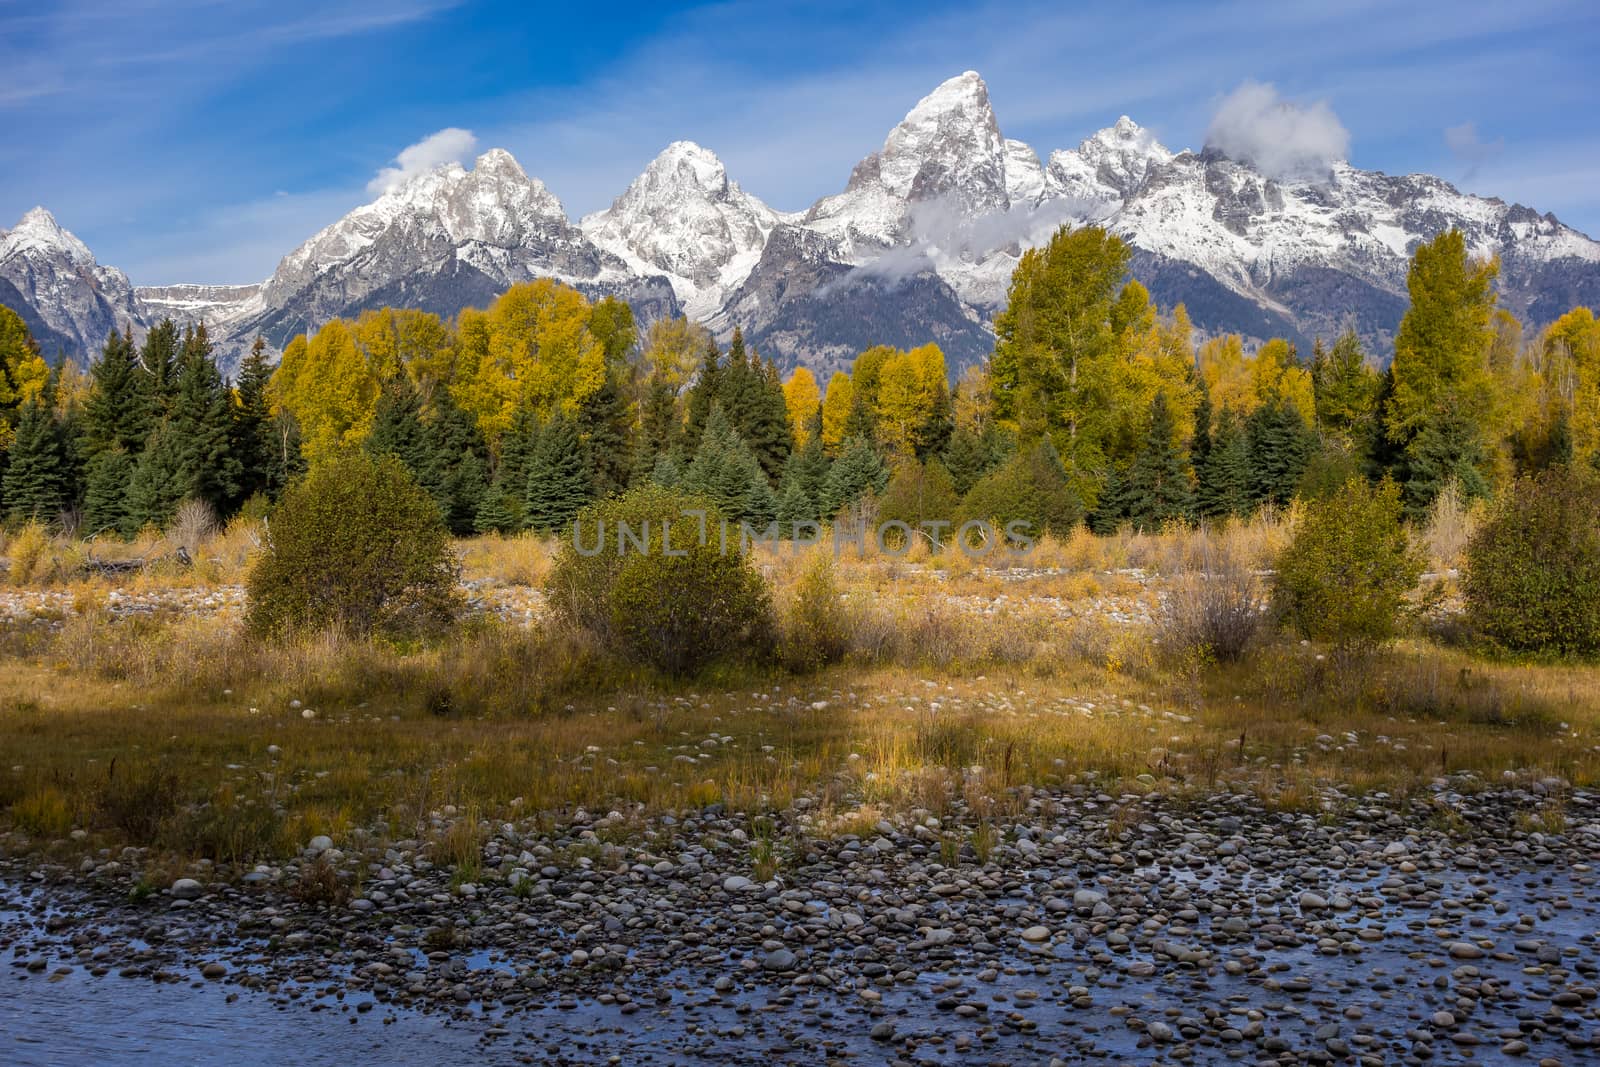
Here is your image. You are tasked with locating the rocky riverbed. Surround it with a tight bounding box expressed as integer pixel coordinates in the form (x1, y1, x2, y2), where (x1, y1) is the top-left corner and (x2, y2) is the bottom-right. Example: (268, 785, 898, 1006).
(6, 781, 1600, 1065)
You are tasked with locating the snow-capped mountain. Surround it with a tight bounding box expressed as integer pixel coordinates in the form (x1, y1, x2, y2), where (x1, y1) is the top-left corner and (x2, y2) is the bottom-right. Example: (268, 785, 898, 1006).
(6, 69, 1600, 379)
(581, 141, 790, 322)
(222, 147, 677, 361)
(0, 207, 142, 359)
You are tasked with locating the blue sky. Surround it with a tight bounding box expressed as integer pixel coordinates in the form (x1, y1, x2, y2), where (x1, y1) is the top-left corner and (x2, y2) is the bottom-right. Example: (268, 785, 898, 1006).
(2, 0, 1597, 285)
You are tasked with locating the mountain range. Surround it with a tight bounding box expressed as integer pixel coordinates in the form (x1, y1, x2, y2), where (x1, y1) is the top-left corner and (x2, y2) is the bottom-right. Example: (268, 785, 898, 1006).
(5, 71, 1599, 378)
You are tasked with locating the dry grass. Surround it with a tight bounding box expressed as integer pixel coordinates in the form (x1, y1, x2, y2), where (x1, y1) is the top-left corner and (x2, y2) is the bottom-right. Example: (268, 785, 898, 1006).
(2, 518, 1598, 877)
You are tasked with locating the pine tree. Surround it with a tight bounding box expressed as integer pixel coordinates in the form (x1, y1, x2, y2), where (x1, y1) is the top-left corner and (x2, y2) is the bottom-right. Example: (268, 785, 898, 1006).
(81, 447, 135, 536)
(231, 336, 276, 506)
(138, 319, 181, 419)
(1197, 406, 1252, 520)
(1121, 392, 1194, 531)
(774, 476, 816, 536)
(1312, 328, 1379, 442)
(1394, 403, 1490, 520)
(364, 375, 430, 473)
(781, 435, 831, 517)
(631, 375, 679, 485)
(524, 412, 591, 533)
(422, 390, 490, 535)
(169, 325, 240, 513)
(682, 340, 722, 456)
(942, 425, 1005, 496)
(476, 409, 539, 533)
(819, 436, 888, 518)
(742, 358, 794, 483)
(1246, 396, 1317, 507)
(683, 405, 767, 523)
(1087, 466, 1128, 535)
(577, 372, 633, 498)
(1, 383, 69, 524)
(82, 329, 148, 458)
(124, 421, 186, 532)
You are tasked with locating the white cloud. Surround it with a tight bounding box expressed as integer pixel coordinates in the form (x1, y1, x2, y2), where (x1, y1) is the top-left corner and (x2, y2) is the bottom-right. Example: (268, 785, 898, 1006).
(367, 127, 477, 195)
(1204, 81, 1349, 182)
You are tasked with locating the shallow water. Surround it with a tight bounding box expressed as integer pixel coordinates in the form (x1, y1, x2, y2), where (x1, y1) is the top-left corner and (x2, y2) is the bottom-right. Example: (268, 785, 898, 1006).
(5, 863, 1599, 1065)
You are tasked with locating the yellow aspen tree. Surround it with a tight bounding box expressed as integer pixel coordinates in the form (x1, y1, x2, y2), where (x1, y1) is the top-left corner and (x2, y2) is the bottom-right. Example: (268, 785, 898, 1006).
(820, 371, 854, 456)
(782, 366, 822, 446)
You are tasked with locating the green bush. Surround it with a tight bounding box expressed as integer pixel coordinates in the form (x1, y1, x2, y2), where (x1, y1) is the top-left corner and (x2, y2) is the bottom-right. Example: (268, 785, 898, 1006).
(1463, 468, 1600, 654)
(546, 485, 774, 678)
(1273, 477, 1423, 651)
(961, 440, 1081, 542)
(247, 452, 460, 639)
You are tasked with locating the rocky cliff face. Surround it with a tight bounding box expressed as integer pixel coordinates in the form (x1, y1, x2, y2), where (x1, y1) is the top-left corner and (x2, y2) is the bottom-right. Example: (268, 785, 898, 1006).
(1, 207, 142, 359)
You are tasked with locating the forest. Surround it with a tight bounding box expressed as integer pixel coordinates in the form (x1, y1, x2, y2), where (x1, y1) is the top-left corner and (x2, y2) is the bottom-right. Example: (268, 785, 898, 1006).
(0, 224, 1597, 548)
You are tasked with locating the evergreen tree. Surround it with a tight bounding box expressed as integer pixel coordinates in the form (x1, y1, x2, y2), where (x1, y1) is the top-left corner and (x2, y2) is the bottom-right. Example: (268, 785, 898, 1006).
(476, 409, 539, 533)
(81, 447, 135, 536)
(1394, 404, 1491, 520)
(1, 383, 69, 524)
(230, 336, 276, 506)
(169, 325, 240, 513)
(1246, 396, 1317, 508)
(524, 412, 592, 533)
(683, 405, 767, 523)
(82, 329, 148, 458)
(819, 436, 888, 518)
(1196, 406, 1252, 520)
(364, 375, 430, 473)
(124, 421, 186, 531)
(1312, 328, 1379, 442)
(577, 372, 633, 498)
(878, 458, 962, 541)
(742, 358, 794, 482)
(942, 425, 1005, 496)
(1088, 466, 1128, 535)
(650, 452, 683, 489)
(422, 390, 490, 535)
(781, 435, 831, 518)
(843, 389, 877, 445)
(138, 319, 181, 419)
(682, 340, 722, 455)
(1122, 392, 1194, 531)
(631, 374, 679, 485)
(774, 476, 817, 536)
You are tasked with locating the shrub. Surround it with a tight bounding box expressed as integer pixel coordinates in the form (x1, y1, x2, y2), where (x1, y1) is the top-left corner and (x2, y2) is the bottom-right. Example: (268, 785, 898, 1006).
(1159, 546, 1265, 663)
(247, 452, 460, 639)
(6, 520, 53, 585)
(169, 498, 219, 555)
(546, 485, 774, 678)
(1273, 477, 1423, 651)
(961, 441, 1082, 542)
(1463, 468, 1600, 654)
(779, 549, 852, 672)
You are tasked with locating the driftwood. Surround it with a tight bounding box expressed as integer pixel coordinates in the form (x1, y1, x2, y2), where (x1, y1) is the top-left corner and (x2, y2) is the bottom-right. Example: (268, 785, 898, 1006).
(82, 545, 193, 576)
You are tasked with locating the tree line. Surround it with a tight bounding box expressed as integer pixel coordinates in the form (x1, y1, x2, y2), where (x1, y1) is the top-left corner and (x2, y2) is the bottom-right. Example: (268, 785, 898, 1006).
(0, 225, 1596, 539)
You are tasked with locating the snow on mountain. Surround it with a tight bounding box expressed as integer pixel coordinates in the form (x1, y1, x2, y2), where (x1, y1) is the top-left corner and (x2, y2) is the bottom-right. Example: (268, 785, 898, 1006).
(581, 141, 790, 322)
(0, 207, 141, 359)
(225, 147, 677, 363)
(6, 69, 1600, 378)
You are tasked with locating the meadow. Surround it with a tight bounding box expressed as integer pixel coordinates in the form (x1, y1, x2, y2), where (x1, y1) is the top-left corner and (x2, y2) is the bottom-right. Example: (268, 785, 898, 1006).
(2, 503, 1593, 882)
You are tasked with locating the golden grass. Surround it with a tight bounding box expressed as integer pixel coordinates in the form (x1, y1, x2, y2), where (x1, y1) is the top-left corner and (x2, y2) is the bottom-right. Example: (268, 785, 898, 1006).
(2, 517, 1598, 877)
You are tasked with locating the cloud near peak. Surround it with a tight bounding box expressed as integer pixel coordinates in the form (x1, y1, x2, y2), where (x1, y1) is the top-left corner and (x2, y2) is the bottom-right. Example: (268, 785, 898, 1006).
(368, 127, 478, 194)
(1204, 81, 1349, 183)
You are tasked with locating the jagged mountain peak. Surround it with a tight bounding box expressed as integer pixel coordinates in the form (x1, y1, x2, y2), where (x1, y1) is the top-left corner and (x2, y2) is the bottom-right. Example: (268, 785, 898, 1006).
(580, 140, 783, 319)
(2, 206, 98, 268)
